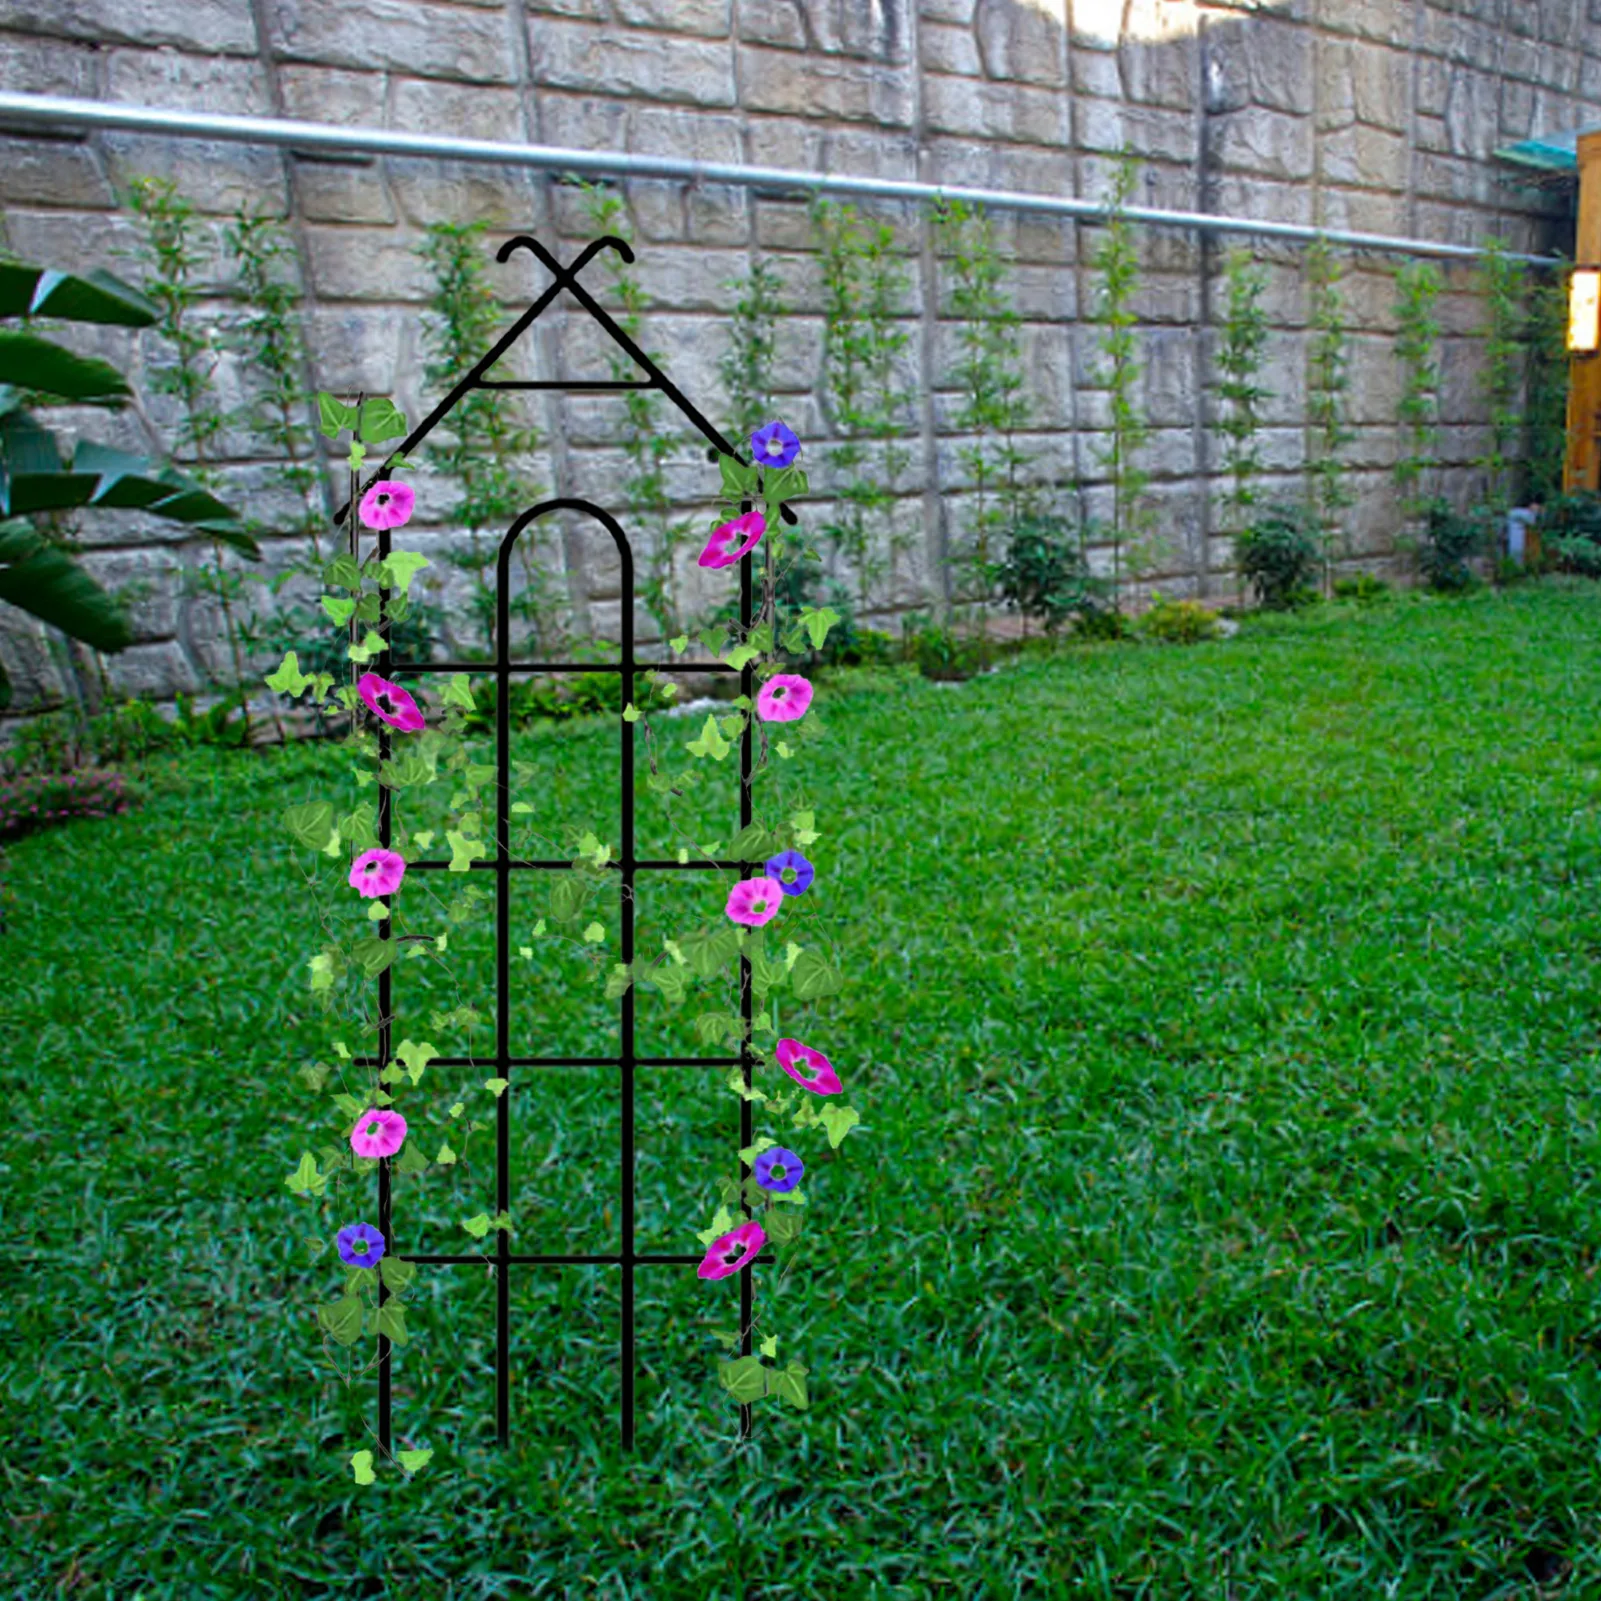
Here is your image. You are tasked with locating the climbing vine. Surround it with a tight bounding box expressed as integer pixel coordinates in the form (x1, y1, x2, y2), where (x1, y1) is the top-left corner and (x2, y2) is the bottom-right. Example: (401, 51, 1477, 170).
(1303, 235, 1356, 594)
(1392, 258, 1443, 532)
(1215, 246, 1272, 598)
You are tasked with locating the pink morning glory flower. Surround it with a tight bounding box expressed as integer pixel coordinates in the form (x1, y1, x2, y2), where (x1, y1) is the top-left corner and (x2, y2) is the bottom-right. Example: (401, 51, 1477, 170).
(359, 480, 415, 531)
(726, 876, 784, 927)
(750, 421, 800, 469)
(698, 511, 765, 569)
(698, 1219, 766, 1280)
(776, 1037, 843, 1096)
(350, 847, 406, 898)
(336, 1223, 386, 1268)
(756, 674, 812, 723)
(350, 1107, 408, 1160)
(357, 673, 426, 733)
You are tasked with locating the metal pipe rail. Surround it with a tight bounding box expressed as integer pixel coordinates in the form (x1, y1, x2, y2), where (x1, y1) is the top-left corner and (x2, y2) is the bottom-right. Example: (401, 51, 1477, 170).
(0, 90, 1564, 268)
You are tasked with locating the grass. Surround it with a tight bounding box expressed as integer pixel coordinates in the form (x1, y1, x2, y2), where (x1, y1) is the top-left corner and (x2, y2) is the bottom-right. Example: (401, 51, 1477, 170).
(7, 578, 1601, 1597)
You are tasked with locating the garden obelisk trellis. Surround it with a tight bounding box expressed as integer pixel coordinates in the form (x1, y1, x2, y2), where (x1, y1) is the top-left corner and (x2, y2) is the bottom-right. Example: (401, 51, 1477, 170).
(334, 232, 800, 1455)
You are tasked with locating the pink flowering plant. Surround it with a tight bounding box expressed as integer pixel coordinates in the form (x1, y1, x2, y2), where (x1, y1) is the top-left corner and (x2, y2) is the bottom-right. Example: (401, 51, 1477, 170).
(267, 396, 862, 1483)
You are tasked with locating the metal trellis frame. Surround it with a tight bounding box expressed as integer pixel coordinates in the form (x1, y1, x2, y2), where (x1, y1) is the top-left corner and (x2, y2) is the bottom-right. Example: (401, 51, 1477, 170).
(339, 232, 798, 1456)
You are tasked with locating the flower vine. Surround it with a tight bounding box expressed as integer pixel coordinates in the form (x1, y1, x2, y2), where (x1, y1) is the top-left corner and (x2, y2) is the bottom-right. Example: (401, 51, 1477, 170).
(269, 399, 862, 1482)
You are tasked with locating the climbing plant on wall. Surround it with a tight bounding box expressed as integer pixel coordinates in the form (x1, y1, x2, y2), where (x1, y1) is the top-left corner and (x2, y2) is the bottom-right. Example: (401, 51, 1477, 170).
(1392, 258, 1443, 534)
(1303, 235, 1355, 595)
(1215, 246, 1272, 600)
(1521, 263, 1569, 508)
(812, 197, 913, 618)
(1475, 239, 1527, 525)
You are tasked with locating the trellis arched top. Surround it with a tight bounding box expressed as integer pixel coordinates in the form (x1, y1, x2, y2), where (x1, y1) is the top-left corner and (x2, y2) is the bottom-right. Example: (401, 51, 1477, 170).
(333, 231, 800, 531)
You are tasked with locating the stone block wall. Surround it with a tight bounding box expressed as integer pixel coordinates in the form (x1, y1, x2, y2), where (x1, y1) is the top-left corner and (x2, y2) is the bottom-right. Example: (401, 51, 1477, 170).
(0, 0, 1587, 726)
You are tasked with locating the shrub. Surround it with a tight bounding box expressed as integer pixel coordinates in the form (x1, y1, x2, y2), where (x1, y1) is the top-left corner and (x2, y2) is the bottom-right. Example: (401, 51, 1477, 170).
(1074, 605, 1132, 641)
(0, 768, 137, 841)
(461, 670, 673, 733)
(899, 613, 987, 681)
(1538, 492, 1601, 578)
(1140, 593, 1223, 645)
(1236, 503, 1323, 610)
(994, 516, 1114, 638)
(1418, 498, 1483, 592)
(1332, 573, 1392, 604)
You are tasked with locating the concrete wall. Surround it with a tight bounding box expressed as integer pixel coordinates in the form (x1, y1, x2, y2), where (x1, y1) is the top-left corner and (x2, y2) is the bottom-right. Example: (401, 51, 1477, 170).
(0, 0, 1586, 723)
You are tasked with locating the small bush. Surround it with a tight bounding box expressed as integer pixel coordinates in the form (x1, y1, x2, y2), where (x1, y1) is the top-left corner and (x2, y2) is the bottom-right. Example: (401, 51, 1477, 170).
(0, 768, 137, 841)
(1140, 593, 1223, 645)
(461, 670, 672, 732)
(1236, 503, 1322, 610)
(1332, 573, 1392, 604)
(1540, 492, 1601, 577)
(899, 613, 987, 681)
(994, 516, 1112, 637)
(1074, 605, 1132, 641)
(1418, 498, 1483, 593)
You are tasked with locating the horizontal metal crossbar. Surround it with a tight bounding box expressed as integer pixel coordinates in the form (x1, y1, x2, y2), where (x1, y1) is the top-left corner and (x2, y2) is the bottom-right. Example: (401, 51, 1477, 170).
(398, 1254, 766, 1267)
(352, 1056, 744, 1068)
(386, 660, 737, 674)
(401, 858, 765, 872)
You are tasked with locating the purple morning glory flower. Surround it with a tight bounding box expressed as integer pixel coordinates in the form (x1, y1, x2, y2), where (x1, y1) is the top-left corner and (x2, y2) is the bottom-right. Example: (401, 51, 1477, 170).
(336, 1222, 386, 1269)
(764, 849, 814, 897)
(750, 420, 800, 470)
(754, 1146, 805, 1193)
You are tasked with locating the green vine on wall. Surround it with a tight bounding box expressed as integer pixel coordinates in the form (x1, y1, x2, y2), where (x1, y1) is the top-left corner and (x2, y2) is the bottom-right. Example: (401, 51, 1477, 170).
(1521, 263, 1569, 508)
(930, 196, 1037, 636)
(812, 197, 913, 618)
(1303, 235, 1355, 595)
(1475, 238, 1527, 524)
(1090, 151, 1153, 615)
(417, 220, 555, 664)
(1392, 258, 1444, 538)
(126, 176, 254, 742)
(720, 258, 784, 452)
(577, 183, 695, 646)
(1215, 246, 1272, 599)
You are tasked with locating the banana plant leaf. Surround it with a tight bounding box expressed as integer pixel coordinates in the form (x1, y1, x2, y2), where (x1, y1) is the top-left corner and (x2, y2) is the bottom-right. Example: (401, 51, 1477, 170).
(0, 518, 133, 653)
(0, 262, 158, 327)
(0, 330, 130, 406)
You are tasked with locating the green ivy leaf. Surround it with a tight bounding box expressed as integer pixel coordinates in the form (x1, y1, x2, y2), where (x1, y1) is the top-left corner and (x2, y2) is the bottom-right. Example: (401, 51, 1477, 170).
(790, 809, 819, 846)
(317, 1294, 364, 1346)
(320, 594, 357, 627)
(379, 1256, 417, 1293)
(395, 1039, 437, 1085)
(653, 965, 691, 1006)
(266, 651, 310, 698)
(323, 552, 361, 591)
(395, 1448, 433, 1474)
(483, 1077, 509, 1097)
(695, 1011, 743, 1047)
(441, 674, 476, 711)
(726, 822, 771, 861)
(682, 927, 741, 980)
(284, 1151, 328, 1198)
(350, 1449, 377, 1484)
(759, 1333, 778, 1359)
(317, 392, 359, 439)
(724, 642, 760, 672)
(686, 714, 731, 762)
(717, 1355, 768, 1403)
(446, 830, 487, 873)
(367, 900, 388, 923)
(768, 1360, 810, 1410)
(284, 801, 337, 853)
(346, 629, 386, 664)
(710, 1327, 742, 1350)
(604, 962, 633, 1000)
(622, 703, 641, 723)
(462, 1214, 491, 1239)
(298, 1062, 331, 1093)
(376, 1301, 409, 1345)
(358, 396, 408, 443)
(350, 936, 394, 978)
(393, 1143, 429, 1176)
(582, 921, 606, 944)
(791, 950, 844, 1001)
(669, 634, 690, 654)
(696, 1204, 738, 1246)
(379, 751, 435, 790)
(435, 1140, 457, 1165)
(765, 1207, 803, 1244)
(819, 1103, 860, 1149)
(763, 465, 807, 504)
(338, 802, 378, 853)
(738, 1136, 778, 1166)
(799, 606, 841, 650)
(549, 874, 586, 922)
(377, 549, 430, 595)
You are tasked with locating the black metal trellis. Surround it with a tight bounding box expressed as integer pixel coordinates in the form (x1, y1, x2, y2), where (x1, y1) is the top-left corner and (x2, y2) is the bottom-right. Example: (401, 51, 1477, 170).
(336, 233, 802, 1457)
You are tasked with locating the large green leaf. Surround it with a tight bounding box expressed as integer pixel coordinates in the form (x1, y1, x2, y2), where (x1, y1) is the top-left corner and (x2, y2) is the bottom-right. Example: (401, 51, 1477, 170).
(0, 519, 133, 651)
(0, 262, 158, 327)
(0, 331, 130, 406)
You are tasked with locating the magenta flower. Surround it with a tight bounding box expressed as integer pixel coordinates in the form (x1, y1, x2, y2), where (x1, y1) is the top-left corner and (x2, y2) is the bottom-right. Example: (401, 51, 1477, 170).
(350, 847, 406, 897)
(336, 1223, 386, 1269)
(359, 480, 415, 531)
(726, 876, 784, 928)
(697, 1219, 766, 1280)
(350, 1107, 408, 1160)
(750, 420, 800, 469)
(756, 674, 812, 723)
(357, 672, 426, 733)
(776, 1037, 843, 1096)
(697, 511, 765, 570)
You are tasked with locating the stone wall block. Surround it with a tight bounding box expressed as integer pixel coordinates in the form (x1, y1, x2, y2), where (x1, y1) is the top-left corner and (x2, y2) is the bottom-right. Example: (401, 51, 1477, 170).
(532, 22, 736, 104)
(924, 74, 1069, 144)
(1120, 33, 1195, 110)
(1235, 15, 1314, 115)
(739, 45, 915, 124)
(614, 0, 732, 36)
(1320, 124, 1408, 192)
(102, 133, 288, 216)
(920, 21, 982, 77)
(271, 0, 512, 81)
(1211, 106, 1314, 181)
(102, 638, 204, 700)
(0, 137, 115, 208)
(0, 0, 257, 53)
(390, 78, 524, 143)
(791, 0, 912, 61)
(736, 0, 810, 49)
(975, 0, 1066, 87)
(293, 158, 396, 225)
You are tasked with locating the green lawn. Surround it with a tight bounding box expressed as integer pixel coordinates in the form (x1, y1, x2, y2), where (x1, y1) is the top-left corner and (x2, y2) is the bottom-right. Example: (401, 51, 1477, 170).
(8, 580, 1601, 1597)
